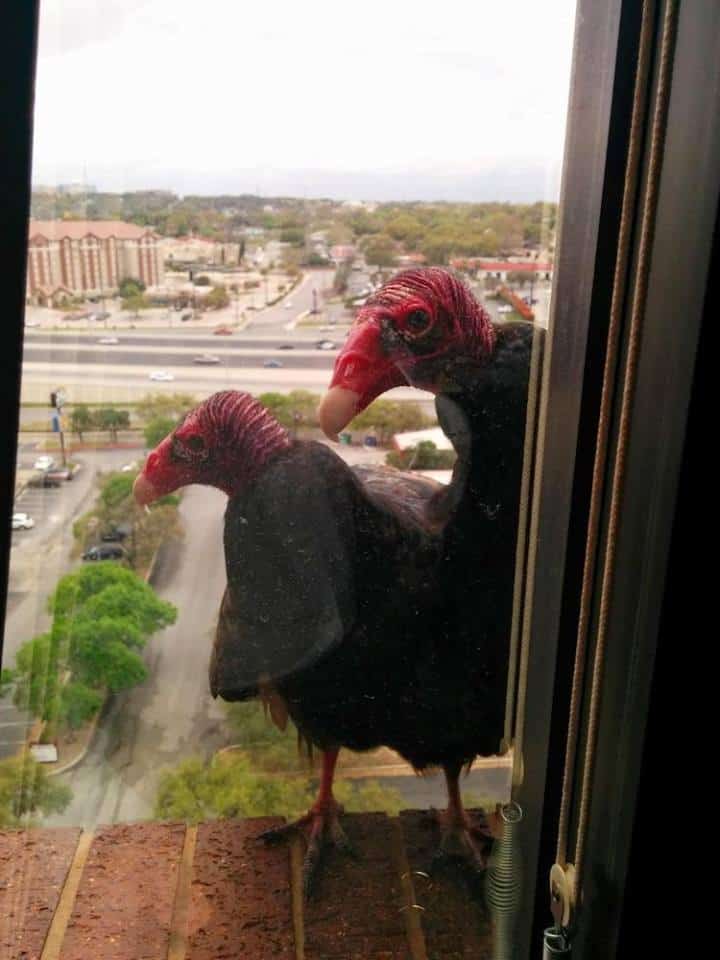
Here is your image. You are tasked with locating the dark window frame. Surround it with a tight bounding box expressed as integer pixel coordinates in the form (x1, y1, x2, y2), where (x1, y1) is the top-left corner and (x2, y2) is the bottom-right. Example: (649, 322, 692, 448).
(1, 2, 717, 957)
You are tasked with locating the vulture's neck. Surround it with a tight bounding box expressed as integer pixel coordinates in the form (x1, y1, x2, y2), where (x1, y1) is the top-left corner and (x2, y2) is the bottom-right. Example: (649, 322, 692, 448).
(436, 322, 537, 545)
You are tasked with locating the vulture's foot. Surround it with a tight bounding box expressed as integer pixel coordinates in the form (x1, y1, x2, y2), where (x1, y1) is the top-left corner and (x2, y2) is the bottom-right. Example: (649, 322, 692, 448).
(428, 808, 502, 897)
(258, 799, 357, 898)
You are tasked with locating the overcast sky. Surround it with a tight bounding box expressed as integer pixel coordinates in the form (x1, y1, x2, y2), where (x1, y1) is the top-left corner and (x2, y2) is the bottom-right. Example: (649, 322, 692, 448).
(32, 0, 577, 202)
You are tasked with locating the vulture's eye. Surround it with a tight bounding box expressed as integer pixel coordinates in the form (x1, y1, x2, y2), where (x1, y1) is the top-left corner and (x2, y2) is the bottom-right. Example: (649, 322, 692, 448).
(402, 309, 432, 336)
(171, 432, 208, 463)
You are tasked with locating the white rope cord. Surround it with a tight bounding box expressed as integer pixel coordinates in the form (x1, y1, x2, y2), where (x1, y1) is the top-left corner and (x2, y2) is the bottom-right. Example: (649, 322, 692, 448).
(573, 0, 679, 892)
(506, 325, 544, 771)
(555, 0, 659, 869)
(505, 324, 544, 756)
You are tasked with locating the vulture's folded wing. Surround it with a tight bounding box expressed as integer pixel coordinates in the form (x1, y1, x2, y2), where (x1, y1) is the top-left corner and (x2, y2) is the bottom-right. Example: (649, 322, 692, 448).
(210, 448, 357, 700)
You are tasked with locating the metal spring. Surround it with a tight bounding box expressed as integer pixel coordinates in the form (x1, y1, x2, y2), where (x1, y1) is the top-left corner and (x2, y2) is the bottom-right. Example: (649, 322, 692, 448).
(485, 802, 523, 960)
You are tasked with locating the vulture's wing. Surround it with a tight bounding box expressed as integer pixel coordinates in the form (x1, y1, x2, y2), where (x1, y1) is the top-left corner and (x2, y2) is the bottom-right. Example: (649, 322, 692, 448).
(210, 446, 357, 700)
(351, 463, 443, 532)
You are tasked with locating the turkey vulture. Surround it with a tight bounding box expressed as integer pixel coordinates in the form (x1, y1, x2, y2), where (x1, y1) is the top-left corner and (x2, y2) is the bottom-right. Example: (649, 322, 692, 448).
(318, 267, 541, 876)
(133, 390, 443, 894)
(133, 266, 539, 894)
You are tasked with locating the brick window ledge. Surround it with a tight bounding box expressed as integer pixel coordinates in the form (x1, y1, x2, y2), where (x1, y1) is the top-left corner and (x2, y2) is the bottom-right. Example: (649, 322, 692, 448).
(0, 812, 496, 959)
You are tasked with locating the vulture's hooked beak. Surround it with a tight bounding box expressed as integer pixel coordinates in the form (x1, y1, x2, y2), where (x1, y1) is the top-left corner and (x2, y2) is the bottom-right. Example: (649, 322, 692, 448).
(318, 321, 407, 440)
(133, 472, 159, 506)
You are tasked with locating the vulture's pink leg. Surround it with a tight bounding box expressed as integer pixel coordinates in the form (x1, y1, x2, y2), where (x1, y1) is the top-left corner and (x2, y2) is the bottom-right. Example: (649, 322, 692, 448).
(259, 748, 356, 898)
(428, 762, 502, 889)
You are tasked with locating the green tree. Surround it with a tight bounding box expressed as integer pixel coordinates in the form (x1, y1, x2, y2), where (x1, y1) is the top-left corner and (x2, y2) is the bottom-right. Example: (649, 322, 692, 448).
(279, 228, 304, 245)
(144, 416, 176, 449)
(349, 400, 432, 445)
(11, 564, 178, 725)
(363, 234, 396, 267)
(257, 391, 319, 429)
(118, 276, 146, 298)
(122, 293, 150, 315)
(58, 681, 103, 730)
(100, 472, 135, 508)
(94, 408, 130, 442)
(386, 440, 456, 470)
(0, 755, 72, 828)
(154, 753, 404, 823)
(136, 392, 195, 424)
(12, 634, 57, 720)
(333, 261, 351, 295)
(70, 404, 94, 441)
(204, 285, 230, 310)
(154, 755, 313, 823)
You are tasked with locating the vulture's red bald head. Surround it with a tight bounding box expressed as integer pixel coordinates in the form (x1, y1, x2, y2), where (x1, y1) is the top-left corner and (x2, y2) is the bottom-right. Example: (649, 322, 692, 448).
(134, 390, 291, 505)
(318, 268, 495, 439)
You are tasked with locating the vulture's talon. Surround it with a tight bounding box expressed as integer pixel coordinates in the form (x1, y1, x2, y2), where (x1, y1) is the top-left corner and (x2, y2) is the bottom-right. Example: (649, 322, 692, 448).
(260, 800, 356, 900)
(258, 817, 308, 845)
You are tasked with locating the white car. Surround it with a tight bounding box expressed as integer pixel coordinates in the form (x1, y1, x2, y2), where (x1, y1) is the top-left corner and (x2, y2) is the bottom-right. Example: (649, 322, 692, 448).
(192, 354, 221, 365)
(497, 304, 514, 314)
(33, 455, 55, 471)
(12, 513, 35, 530)
(25, 319, 40, 328)
(315, 339, 336, 350)
(98, 336, 119, 345)
(120, 461, 138, 472)
(149, 370, 175, 382)
(284, 301, 293, 309)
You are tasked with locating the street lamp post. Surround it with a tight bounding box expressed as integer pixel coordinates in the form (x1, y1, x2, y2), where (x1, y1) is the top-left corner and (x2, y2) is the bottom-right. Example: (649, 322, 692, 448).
(50, 388, 67, 467)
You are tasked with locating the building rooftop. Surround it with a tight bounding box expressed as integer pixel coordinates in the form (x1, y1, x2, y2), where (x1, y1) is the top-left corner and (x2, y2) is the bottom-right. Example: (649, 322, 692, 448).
(29, 220, 157, 241)
(1, 813, 494, 959)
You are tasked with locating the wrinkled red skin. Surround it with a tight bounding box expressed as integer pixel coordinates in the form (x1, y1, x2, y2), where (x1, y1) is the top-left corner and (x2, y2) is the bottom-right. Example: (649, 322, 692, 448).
(133, 390, 292, 505)
(319, 268, 494, 438)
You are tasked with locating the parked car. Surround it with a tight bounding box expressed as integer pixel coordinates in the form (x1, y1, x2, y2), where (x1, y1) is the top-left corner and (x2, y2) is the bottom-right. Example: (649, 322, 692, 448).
(33, 455, 55, 471)
(82, 543, 125, 561)
(27, 473, 61, 488)
(149, 370, 175, 381)
(98, 336, 119, 345)
(214, 325, 233, 335)
(120, 461, 138, 472)
(497, 304, 514, 314)
(46, 467, 73, 482)
(100, 524, 131, 543)
(263, 359, 283, 368)
(192, 354, 221, 364)
(181, 312, 193, 322)
(284, 301, 293, 309)
(12, 512, 34, 530)
(315, 339, 336, 350)
(278, 344, 294, 350)
(90, 311, 111, 322)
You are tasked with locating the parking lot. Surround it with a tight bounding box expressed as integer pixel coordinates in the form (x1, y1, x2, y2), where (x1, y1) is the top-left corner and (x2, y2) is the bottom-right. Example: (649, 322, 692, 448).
(2, 447, 141, 759)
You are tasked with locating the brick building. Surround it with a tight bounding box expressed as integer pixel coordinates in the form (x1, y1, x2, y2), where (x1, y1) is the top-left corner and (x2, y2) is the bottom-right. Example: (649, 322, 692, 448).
(26, 220, 164, 304)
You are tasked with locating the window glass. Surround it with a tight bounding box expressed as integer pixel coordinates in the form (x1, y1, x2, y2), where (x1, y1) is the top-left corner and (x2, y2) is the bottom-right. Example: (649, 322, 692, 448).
(2, 1, 576, 955)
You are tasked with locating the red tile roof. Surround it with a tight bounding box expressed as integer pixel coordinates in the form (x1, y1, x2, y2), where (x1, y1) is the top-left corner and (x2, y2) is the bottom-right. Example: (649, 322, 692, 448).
(29, 220, 156, 241)
(478, 260, 552, 272)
